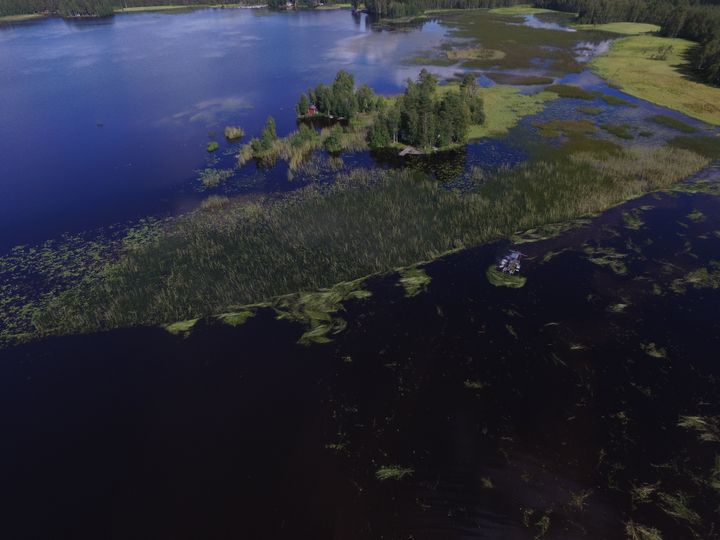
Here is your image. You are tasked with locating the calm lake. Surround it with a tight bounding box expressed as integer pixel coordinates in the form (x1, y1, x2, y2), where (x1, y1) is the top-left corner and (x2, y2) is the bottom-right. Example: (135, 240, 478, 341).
(0, 8, 452, 250)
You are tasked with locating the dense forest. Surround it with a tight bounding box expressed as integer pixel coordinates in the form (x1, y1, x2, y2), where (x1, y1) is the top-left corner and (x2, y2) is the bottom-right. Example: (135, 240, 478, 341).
(0, 0, 257, 17)
(359, 0, 522, 19)
(534, 0, 720, 85)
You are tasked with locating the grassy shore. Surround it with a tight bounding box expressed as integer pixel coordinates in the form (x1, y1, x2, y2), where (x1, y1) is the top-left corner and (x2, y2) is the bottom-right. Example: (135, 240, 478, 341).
(0, 13, 48, 22)
(114, 3, 254, 13)
(590, 35, 720, 125)
(31, 144, 708, 336)
(573, 22, 660, 35)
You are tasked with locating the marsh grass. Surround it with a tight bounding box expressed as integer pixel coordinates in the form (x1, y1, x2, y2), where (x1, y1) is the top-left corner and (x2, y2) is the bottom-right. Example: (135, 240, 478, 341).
(545, 85, 596, 100)
(207, 141, 220, 152)
(647, 115, 698, 133)
(577, 106, 602, 115)
(601, 124, 634, 140)
(199, 168, 233, 187)
(600, 94, 637, 107)
(31, 146, 709, 336)
(224, 126, 245, 140)
(668, 136, 720, 159)
(534, 119, 597, 138)
(486, 266, 527, 288)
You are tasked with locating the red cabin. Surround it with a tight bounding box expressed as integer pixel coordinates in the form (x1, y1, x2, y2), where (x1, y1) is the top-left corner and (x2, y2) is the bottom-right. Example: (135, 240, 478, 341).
(308, 105, 318, 116)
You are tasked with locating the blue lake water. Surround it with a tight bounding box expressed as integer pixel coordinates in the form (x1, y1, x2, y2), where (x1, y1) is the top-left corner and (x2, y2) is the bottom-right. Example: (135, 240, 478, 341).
(0, 9, 458, 250)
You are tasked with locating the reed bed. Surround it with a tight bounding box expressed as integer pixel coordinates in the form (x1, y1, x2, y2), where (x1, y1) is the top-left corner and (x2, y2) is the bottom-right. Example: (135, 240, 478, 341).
(34, 146, 709, 334)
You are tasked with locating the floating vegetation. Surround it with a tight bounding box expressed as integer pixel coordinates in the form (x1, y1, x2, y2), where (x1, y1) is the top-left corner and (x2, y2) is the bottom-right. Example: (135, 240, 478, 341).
(545, 84, 596, 100)
(397, 266, 431, 298)
(273, 279, 371, 345)
(577, 106, 602, 115)
(535, 514, 551, 538)
(206, 141, 219, 152)
(623, 209, 645, 230)
(600, 94, 637, 107)
(446, 46, 506, 61)
(657, 491, 701, 526)
(165, 318, 199, 336)
(375, 466, 414, 481)
(670, 263, 720, 294)
(224, 126, 244, 140)
(217, 309, 255, 327)
(583, 246, 628, 275)
(464, 380, 486, 390)
(678, 415, 720, 443)
(481, 477, 494, 489)
(632, 482, 660, 505)
(199, 168, 233, 188)
(512, 220, 590, 245)
(568, 490, 592, 510)
(609, 302, 629, 313)
(486, 266, 526, 288)
(534, 119, 597, 138)
(641, 342, 667, 359)
(485, 73, 554, 86)
(625, 521, 663, 540)
(601, 124, 634, 140)
(647, 115, 698, 133)
(687, 209, 705, 222)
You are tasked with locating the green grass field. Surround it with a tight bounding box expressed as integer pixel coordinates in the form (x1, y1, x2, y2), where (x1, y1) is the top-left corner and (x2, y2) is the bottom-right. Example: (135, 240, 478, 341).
(436, 84, 558, 139)
(590, 35, 720, 125)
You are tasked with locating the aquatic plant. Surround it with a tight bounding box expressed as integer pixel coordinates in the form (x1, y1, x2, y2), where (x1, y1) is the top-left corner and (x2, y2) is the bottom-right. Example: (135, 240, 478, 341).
(583, 246, 628, 275)
(656, 491, 701, 526)
(601, 124, 634, 140)
(600, 94, 637, 107)
(577, 106, 602, 115)
(165, 318, 199, 336)
(207, 141, 220, 152)
(535, 119, 597, 138)
(641, 342, 667, 359)
(464, 380, 486, 390)
(28, 146, 710, 338)
(397, 267, 431, 298)
(687, 209, 705, 222)
(625, 521, 663, 540)
(647, 115, 698, 133)
(199, 168, 233, 188)
(486, 266, 526, 288)
(375, 465, 414, 481)
(623, 209, 644, 230)
(224, 126, 245, 140)
(668, 136, 720, 159)
(217, 310, 255, 327)
(200, 195, 231, 210)
(678, 415, 720, 443)
(545, 84, 597, 100)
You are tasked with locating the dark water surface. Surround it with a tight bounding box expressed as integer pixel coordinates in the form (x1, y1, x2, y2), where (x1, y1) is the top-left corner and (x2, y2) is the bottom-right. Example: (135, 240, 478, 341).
(2, 189, 719, 539)
(0, 8, 451, 249)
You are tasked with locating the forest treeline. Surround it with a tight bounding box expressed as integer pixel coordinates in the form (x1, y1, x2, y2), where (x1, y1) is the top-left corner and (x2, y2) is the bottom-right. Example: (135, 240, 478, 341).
(534, 0, 720, 85)
(0, 0, 260, 17)
(358, 0, 522, 19)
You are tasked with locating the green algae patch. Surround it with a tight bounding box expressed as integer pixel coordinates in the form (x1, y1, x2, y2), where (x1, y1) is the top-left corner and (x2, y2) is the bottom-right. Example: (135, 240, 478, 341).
(376, 465, 414, 481)
(486, 266, 526, 289)
(398, 266, 431, 298)
(165, 318, 199, 336)
(273, 279, 371, 345)
(584, 246, 628, 275)
(206, 141, 220, 152)
(217, 310, 255, 327)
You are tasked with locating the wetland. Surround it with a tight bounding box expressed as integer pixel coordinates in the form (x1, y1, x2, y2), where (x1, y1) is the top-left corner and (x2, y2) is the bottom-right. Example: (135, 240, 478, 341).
(1, 4, 720, 539)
